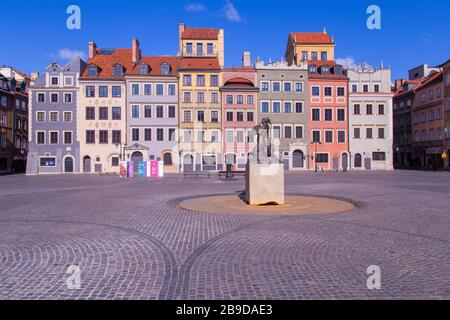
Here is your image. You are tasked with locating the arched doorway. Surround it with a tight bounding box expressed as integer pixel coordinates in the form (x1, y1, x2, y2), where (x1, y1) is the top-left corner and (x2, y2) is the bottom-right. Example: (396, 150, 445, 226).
(83, 156, 91, 173)
(292, 150, 304, 168)
(163, 153, 173, 166)
(342, 153, 348, 171)
(225, 153, 236, 171)
(354, 154, 362, 168)
(64, 156, 74, 173)
(131, 152, 143, 174)
(183, 154, 194, 173)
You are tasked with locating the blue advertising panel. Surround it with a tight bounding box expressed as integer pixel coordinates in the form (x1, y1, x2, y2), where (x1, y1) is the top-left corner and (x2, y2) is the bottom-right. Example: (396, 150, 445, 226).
(138, 161, 145, 177)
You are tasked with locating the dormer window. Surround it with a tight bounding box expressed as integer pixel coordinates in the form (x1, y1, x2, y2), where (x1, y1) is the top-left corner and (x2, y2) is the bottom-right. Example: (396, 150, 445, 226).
(88, 65, 98, 77)
(334, 66, 343, 75)
(309, 65, 317, 74)
(321, 66, 329, 74)
(113, 64, 123, 76)
(139, 63, 149, 75)
(160, 63, 170, 76)
(2, 80, 7, 90)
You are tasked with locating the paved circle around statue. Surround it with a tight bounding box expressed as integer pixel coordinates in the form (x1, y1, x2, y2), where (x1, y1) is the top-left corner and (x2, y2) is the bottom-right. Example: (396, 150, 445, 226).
(178, 194, 356, 215)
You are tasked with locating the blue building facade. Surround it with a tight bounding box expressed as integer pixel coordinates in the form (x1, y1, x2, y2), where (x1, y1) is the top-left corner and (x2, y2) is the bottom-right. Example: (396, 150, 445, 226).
(26, 58, 86, 174)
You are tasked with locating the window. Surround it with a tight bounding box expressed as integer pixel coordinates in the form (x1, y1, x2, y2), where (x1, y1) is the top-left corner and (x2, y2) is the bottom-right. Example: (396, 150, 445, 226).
(112, 107, 121, 120)
(156, 105, 164, 118)
(50, 131, 58, 144)
(99, 86, 108, 97)
(378, 128, 385, 139)
(312, 109, 320, 121)
(363, 85, 369, 93)
(247, 112, 254, 122)
(86, 86, 95, 97)
(312, 131, 320, 143)
(273, 126, 281, 139)
(338, 131, 346, 143)
(366, 128, 373, 139)
(143, 84, 152, 95)
(88, 65, 98, 77)
(309, 65, 317, 74)
(111, 157, 119, 167)
(64, 93, 72, 103)
(301, 51, 308, 60)
(140, 64, 149, 75)
(421, 112, 426, 123)
(36, 131, 45, 144)
(226, 111, 233, 122)
(112, 86, 121, 97)
(272, 82, 281, 92)
(168, 84, 176, 96)
(37, 93, 45, 103)
(197, 43, 203, 55)
(337, 87, 345, 96)
(132, 105, 140, 118)
(373, 152, 386, 161)
(157, 129, 164, 141)
(197, 92, 205, 103)
(113, 65, 123, 76)
(51, 93, 58, 103)
(161, 63, 170, 75)
(378, 104, 385, 115)
(354, 104, 360, 115)
(132, 84, 139, 95)
(284, 126, 292, 139)
(168, 128, 176, 141)
(183, 130, 192, 142)
(322, 66, 329, 74)
(64, 131, 72, 144)
(337, 109, 345, 121)
(366, 104, 373, 115)
(168, 106, 176, 118)
(316, 153, 328, 163)
(374, 84, 380, 93)
(184, 92, 191, 102)
(295, 126, 303, 139)
(184, 110, 191, 123)
(86, 107, 95, 120)
(197, 75, 205, 87)
(226, 95, 233, 104)
(40, 157, 56, 167)
(197, 110, 205, 122)
(37, 112, 45, 122)
(211, 92, 219, 103)
(352, 84, 358, 93)
(295, 102, 303, 113)
(354, 127, 360, 139)
(99, 107, 108, 120)
(311, 52, 318, 60)
(324, 109, 332, 121)
(211, 111, 219, 123)
(183, 75, 192, 86)
(325, 131, 333, 143)
(207, 43, 214, 55)
(99, 130, 108, 144)
(186, 43, 193, 54)
(143, 105, 152, 118)
(284, 82, 292, 92)
(247, 95, 254, 105)
(320, 52, 327, 60)
(312, 87, 320, 96)
(295, 82, 303, 92)
(236, 131, 244, 143)
(261, 82, 269, 92)
(51, 77, 59, 86)
(211, 130, 219, 142)
(112, 130, 121, 144)
(132, 128, 139, 141)
(63, 111, 72, 123)
(144, 129, 152, 141)
(156, 84, 164, 95)
(210, 75, 219, 87)
(50, 111, 58, 122)
(226, 131, 234, 143)
(237, 112, 244, 122)
(273, 102, 280, 113)
(237, 95, 244, 104)
(86, 130, 95, 144)
(284, 102, 292, 113)
(261, 101, 269, 113)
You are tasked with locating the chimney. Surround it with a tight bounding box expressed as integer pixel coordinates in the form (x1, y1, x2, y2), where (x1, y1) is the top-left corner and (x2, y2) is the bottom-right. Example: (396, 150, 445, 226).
(178, 23, 186, 56)
(31, 72, 39, 81)
(132, 37, 141, 64)
(88, 41, 97, 59)
(179, 23, 185, 38)
(243, 51, 251, 68)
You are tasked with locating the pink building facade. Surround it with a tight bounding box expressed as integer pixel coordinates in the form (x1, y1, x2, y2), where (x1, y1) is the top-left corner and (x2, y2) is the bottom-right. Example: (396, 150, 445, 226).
(220, 68, 258, 170)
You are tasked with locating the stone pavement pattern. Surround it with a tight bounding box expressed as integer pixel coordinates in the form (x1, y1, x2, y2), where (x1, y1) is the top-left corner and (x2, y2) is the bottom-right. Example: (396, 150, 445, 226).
(0, 171, 449, 299)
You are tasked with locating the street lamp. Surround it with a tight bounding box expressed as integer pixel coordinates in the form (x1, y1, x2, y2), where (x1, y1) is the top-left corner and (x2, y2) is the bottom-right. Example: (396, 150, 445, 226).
(311, 141, 322, 172)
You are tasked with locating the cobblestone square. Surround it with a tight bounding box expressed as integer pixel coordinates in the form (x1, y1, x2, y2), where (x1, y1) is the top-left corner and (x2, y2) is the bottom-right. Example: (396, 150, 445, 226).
(0, 171, 449, 299)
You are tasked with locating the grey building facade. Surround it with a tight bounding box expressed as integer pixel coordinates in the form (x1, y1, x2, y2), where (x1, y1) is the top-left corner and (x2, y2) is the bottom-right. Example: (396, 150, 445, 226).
(26, 58, 86, 174)
(255, 59, 309, 170)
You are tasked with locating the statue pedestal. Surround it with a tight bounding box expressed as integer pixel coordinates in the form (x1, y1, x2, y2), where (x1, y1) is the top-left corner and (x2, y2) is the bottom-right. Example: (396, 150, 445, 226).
(245, 163, 285, 205)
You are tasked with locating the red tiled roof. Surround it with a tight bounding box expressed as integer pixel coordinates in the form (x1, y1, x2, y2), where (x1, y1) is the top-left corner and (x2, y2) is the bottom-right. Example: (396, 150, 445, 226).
(81, 48, 133, 79)
(182, 28, 219, 40)
(291, 32, 333, 44)
(308, 60, 338, 66)
(414, 71, 443, 91)
(223, 77, 255, 87)
(179, 57, 221, 70)
(127, 56, 181, 76)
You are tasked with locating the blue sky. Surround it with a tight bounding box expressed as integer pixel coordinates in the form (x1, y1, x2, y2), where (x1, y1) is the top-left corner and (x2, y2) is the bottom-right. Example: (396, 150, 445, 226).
(1, 0, 449, 80)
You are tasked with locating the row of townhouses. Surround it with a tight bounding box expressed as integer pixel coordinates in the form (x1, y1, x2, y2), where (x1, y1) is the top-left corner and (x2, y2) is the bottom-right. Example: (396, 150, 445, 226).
(25, 23, 395, 175)
(393, 61, 450, 170)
